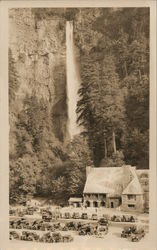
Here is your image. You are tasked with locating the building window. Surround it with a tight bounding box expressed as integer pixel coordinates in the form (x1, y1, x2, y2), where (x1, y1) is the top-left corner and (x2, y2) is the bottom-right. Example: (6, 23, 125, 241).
(93, 201, 98, 207)
(128, 204, 135, 208)
(127, 195, 136, 200)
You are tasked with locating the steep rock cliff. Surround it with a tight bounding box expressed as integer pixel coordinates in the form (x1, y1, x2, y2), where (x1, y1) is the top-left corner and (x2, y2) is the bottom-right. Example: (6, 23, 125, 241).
(9, 8, 68, 142)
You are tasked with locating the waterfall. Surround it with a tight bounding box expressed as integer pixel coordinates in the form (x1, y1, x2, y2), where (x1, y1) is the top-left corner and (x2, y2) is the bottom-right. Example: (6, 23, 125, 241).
(66, 21, 80, 139)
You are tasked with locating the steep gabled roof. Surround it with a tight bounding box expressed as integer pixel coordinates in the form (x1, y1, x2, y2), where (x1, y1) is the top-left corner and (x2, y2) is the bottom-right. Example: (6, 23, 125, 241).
(84, 166, 144, 195)
(84, 167, 127, 195)
(122, 177, 143, 195)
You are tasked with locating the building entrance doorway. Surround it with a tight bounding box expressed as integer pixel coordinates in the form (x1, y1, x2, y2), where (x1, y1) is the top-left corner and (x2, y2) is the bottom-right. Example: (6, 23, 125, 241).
(101, 201, 106, 207)
(111, 202, 114, 208)
(86, 201, 90, 207)
(93, 201, 98, 207)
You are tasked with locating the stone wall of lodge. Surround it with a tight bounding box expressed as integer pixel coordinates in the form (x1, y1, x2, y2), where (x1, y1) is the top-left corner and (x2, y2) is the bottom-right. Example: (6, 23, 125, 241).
(83, 193, 145, 212)
(83, 193, 121, 208)
(121, 194, 144, 212)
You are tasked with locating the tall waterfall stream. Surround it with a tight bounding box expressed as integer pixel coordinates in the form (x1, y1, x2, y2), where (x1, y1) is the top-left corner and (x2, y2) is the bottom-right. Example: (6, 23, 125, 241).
(66, 21, 81, 139)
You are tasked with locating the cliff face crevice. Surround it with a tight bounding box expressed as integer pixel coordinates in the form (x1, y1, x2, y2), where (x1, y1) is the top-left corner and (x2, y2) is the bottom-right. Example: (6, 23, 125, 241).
(9, 8, 68, 141)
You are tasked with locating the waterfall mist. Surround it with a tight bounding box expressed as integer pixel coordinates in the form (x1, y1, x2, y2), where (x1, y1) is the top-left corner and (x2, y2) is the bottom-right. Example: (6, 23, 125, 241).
(66, 21, 81, 140)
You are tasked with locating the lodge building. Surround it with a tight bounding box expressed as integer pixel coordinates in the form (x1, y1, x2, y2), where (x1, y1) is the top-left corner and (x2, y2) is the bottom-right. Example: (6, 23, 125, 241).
(83, 165, 149, 213)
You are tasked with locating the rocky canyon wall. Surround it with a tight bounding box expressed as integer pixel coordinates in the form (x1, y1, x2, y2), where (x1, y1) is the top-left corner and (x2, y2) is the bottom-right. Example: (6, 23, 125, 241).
(9, 8, 68, 142)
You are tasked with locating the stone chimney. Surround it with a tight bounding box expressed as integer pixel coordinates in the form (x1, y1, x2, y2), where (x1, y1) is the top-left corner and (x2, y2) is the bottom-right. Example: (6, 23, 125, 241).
(86, 166, 92, 177)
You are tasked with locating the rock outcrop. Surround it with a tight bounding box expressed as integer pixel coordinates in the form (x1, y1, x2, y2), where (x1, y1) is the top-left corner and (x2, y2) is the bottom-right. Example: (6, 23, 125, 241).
(9, 8, 68, 141)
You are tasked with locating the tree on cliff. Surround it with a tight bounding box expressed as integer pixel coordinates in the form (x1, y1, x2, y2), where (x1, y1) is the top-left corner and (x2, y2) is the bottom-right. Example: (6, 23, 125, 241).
(9, 48, 20, 105)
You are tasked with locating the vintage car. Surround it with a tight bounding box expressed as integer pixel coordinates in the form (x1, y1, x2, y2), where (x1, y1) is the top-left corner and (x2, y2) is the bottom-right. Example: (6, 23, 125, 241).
(98, 218, 109, 227)
(72, 212, 80, 219)
(40, 223, 50, 231)
(78, 224, 89, 235)
(64, 212, 71, 219)
(129, 215, 136, 222)
(30, 220, 40, 230)
(81, 213, 88, 219)
(96, 225, 108, 238)
(21, 231, 40, 241)
(23, 220, 31, 230)
(53, 222, 62, 230)
(102, 214, 110, 220)
(18, 218, 28, 229)
(53, 211, 62, 219)
(62, 234, 73, 242)
(78, 223, 94, 236)
(10, 219, 23, 229)
(39, 232, 53, 243)
(21, 231, 29, 241)
(9, 209, 16, 216)
(111, 215, 116, 221)
(42, 211, 52, 222)
(26, 207, 34, 215)
(91, 214, 98, 220)
(18, 211, 25, 217)
(9, 231, 20, 240)
(13, 218, 26, 229)
(31, 232, 40, 241)
(121, 215, 136, 222)
(9, 220, 16, 229)
(45, 223, 55, 231)
(52, 232, 63, 243)
(115, 216, 121, 222)
(111, 215, 121, 222)
(30, 220, 46, 230)
(21, 231, 32, 241)
(76, 221, 84, 230)
(121, 226, 137, 238)
(89, 224, 98, 235)
(129, 228, 145, 242)
(61, 225, 68, 231)
(41, 232, 63, 243)
(36, 220, 45, 230)
(66, 221, 77, 230)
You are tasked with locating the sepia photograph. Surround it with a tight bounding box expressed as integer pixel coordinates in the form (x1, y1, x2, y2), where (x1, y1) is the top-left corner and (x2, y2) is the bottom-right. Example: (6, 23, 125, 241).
(0, 1, 156, 250)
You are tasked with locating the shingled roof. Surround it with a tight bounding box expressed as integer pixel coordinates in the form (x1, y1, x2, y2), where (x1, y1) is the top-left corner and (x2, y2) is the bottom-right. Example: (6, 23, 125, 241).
(84, 167, 125, 195)
(68, 197, 82, 202)
(122, 177, 144, 195)
(83, 166, 143, 196)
